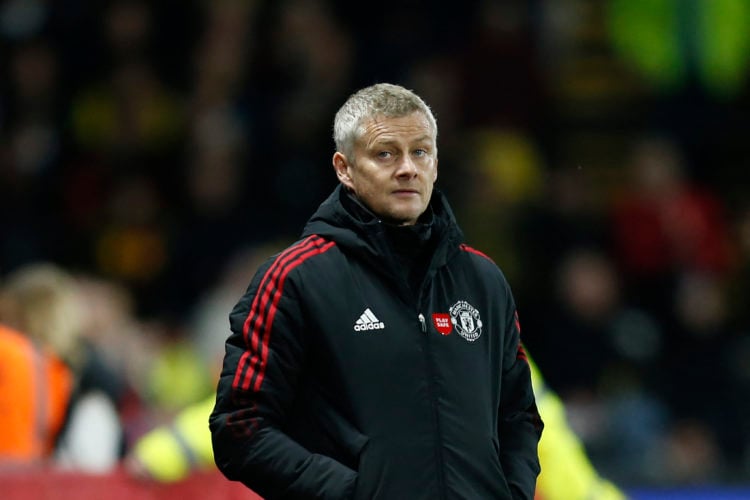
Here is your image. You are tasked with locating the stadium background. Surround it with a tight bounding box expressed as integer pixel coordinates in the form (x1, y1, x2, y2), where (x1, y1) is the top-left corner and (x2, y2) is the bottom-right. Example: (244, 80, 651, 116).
(1, 0, 749, 498)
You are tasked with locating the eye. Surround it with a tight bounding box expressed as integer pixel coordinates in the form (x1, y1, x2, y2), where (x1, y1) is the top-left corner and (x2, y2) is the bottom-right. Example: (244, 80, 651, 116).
(377, 151, 393, 159)
(413, 149, 427, 157)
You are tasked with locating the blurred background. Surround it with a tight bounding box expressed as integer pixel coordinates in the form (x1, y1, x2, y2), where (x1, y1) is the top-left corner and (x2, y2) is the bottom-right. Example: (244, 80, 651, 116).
(1, 0, 749, 497)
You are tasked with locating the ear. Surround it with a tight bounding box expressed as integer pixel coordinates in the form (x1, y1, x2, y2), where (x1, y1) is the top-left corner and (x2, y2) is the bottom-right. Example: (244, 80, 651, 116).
(333, 152, 355, 190)
(433, 157, 438, 183)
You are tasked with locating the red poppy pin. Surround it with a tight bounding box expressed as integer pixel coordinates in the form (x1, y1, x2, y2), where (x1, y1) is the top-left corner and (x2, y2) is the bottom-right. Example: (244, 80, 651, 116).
(432, 313, 452, 335)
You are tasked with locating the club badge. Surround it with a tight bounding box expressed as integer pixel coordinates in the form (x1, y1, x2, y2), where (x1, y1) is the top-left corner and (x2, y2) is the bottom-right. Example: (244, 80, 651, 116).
(449, 300, 482, 342)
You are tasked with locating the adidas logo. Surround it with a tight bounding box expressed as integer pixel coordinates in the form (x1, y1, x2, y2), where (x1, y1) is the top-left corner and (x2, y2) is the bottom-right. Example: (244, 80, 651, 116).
(354, 308, 385, 332)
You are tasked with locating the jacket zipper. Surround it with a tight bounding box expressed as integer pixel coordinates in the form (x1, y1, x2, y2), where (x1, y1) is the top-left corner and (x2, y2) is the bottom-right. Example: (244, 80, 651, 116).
(417, 305, 447, 499)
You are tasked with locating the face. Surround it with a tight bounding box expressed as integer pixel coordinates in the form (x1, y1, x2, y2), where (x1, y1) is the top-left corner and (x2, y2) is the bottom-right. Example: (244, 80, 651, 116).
(333, 112, 438, 226)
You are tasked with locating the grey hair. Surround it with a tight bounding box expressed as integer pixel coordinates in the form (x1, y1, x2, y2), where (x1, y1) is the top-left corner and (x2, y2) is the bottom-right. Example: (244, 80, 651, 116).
(333, 83, 438, 159)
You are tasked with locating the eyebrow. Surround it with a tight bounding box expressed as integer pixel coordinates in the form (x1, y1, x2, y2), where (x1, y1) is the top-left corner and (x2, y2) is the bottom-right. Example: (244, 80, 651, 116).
(370, 136, 435, 147)
(411, 135, 435, 144)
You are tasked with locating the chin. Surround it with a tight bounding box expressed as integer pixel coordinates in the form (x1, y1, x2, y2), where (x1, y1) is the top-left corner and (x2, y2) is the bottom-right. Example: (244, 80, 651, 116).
(380, 202, 425, 225)
(390, 213, 421, 226)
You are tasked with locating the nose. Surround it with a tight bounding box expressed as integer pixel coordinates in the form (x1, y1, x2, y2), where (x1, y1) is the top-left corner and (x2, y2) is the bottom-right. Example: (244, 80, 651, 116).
(395, 155, 418, 178)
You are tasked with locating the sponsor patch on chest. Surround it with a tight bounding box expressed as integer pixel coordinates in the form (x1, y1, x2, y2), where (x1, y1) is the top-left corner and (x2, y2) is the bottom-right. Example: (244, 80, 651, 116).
(432, 313, 452, 335)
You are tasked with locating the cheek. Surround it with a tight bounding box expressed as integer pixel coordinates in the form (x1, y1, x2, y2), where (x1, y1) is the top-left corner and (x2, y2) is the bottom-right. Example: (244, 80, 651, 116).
(352, 172, 380, 201)
(356, 172, 375, 191)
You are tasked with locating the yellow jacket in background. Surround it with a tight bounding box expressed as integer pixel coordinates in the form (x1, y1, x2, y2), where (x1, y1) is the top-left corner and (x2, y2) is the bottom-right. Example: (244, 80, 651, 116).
(130, 396, 215, 482)
(530, 356, 627, 500)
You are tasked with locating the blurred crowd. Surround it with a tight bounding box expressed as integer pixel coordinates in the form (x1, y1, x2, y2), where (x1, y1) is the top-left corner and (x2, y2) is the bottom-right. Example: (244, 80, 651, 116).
(1, 0, 749, 490)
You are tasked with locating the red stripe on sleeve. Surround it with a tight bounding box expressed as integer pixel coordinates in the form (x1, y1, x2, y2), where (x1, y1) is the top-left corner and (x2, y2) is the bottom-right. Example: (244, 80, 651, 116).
(235, 237, 335, 392)
(252, 240, 336, 391)
(232, 236, 321, 391)
(242, 240, 325, 390)
(242, 241, 323, 390)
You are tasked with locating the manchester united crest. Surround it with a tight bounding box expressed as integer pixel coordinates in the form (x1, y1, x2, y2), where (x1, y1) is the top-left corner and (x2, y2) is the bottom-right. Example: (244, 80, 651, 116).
(449, 300, 482, 342)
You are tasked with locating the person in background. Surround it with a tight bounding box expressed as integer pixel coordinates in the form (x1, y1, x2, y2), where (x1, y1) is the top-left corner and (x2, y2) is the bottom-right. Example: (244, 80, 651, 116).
(0, 322, 73, 465)
(209, 83, 543, 499)
(0, 263, 124, 472)
(126, 394, 215, 482)
(529, 355, 627, 500)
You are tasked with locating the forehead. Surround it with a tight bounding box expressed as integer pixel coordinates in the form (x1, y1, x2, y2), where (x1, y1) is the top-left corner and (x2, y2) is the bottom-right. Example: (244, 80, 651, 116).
(358, 112, 435, 146)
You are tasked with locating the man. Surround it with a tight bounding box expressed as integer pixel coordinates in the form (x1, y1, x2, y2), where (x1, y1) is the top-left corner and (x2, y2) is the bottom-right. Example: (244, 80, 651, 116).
(210, 83, 543, 499)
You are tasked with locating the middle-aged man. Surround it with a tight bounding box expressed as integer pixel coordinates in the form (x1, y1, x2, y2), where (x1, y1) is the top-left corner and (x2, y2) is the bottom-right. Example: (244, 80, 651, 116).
(210, 83, 543, 499)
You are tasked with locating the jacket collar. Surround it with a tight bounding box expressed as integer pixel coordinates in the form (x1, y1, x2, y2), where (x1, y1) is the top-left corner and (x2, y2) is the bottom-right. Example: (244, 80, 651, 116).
(302, 184, 464, 278)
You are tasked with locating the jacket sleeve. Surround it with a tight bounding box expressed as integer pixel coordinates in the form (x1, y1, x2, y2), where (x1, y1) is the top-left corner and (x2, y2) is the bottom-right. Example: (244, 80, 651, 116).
(209, 257, 357, 500)
(498, 289, 544, 500)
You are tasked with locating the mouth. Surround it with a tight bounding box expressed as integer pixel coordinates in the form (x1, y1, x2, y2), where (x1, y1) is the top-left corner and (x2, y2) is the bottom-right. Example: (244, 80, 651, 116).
(392, 189, 419, 196)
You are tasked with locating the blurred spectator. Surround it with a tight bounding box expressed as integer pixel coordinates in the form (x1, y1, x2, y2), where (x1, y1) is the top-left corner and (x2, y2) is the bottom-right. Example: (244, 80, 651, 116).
(141, 324, 213, 416)
(534, 248, 626, 396)
(608, 135, 740, 480)
(0, 39, 65, 272)
(525, 247, 670, 484)
(610, 136, 732, 308)
(661, 419, 722, 484)
(0, 322, 73, 466)
(69, 59, 184, 158)
(5, 39, 61, 177)
(0, 263, 125, 472)
(126, 394, 215, 483)
(456, 127, 546, 289)
(71, 271, 152, 436)
(529, 355, 627, 500)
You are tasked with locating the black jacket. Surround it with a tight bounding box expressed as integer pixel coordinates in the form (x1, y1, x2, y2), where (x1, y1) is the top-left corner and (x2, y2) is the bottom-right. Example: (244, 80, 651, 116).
(210, 185, 543, 499)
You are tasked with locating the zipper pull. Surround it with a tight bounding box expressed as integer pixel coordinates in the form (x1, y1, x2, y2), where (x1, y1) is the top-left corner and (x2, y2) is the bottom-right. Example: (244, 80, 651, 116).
(418, 313, 427, 333)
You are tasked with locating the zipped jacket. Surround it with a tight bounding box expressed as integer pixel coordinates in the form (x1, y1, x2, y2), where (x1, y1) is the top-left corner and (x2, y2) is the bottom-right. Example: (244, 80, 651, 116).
(210, 185, 543, 499)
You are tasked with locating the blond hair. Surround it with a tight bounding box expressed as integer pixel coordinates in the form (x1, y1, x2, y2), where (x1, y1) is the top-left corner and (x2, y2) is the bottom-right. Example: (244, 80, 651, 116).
(0, 263, 84, 365)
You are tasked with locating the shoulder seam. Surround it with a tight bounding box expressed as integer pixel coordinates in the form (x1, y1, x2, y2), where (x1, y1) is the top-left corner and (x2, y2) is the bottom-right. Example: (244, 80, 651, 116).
(459, 243, 495, 264)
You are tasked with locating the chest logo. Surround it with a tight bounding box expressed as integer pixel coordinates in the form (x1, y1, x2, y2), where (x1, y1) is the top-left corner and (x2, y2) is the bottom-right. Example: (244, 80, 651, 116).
(354, 308, 385, 332)
(449, 301, 482, 342)
(432, 313, 452, 335)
